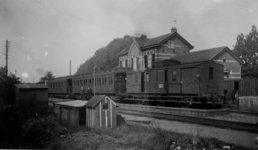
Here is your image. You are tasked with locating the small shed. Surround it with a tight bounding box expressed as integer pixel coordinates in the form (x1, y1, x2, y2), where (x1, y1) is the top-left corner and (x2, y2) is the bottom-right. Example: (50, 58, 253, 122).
(85, 95, 118, 128)
(54, 100, 87, 126)
(15, 84, 48, 106)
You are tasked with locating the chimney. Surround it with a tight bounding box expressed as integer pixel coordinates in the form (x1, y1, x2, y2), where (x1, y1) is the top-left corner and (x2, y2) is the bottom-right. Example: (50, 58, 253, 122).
(69, 60, 72, 76)
(140, 34, 147, 38)
(171, 27, 177, 33)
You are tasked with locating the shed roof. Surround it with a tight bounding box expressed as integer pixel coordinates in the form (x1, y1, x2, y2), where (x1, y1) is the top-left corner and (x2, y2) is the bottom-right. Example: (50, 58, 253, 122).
(56, 100, 88, 107)
(85, 95, 105, 108)
(85, 95, 118, 108)
(15, 84, 48, 89)
(170, 46, 227, 64)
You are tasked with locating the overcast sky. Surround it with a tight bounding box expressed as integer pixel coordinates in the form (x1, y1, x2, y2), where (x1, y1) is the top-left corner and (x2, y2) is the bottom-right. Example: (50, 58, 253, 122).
(0, 0, 257, 83)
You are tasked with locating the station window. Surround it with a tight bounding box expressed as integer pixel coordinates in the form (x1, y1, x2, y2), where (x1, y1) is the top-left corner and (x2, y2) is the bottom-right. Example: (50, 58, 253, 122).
(168, 40, 174, 49)
(89, 79, 91, 86)
(209, 67, 213, 80)
(172, 71, 176, 81)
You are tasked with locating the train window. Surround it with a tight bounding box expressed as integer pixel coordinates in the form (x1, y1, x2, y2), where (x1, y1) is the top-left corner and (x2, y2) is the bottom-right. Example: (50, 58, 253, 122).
(89, 79, 91, 86)
(109, 77, 113, 85)
(146, 73, 149, 82)
(172, 71, 176, 81)
(84, 80, 87, 86)
(209, 67, 214, 80)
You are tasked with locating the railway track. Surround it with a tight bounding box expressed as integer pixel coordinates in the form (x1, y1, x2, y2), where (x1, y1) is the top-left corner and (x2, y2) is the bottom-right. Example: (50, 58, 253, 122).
(229, 110, 258, 116)
(118, 109, 258, 134)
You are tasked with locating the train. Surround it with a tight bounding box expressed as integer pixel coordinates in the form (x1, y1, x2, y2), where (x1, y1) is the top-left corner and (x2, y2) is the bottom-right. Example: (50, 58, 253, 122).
(47, 59, 224, 107)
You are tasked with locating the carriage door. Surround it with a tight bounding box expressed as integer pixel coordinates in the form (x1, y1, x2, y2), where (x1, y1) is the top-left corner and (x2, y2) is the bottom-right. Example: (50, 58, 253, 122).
(67, 79, 72, 94)
(164, 69, 168, 93)
(181, 68, 199, 94)
(141, 72, 145, 92)
(115, 73, 126, 95)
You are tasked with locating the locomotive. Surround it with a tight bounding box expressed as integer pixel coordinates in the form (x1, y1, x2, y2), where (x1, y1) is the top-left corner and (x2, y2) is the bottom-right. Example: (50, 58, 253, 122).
(47, 58, 224, 107)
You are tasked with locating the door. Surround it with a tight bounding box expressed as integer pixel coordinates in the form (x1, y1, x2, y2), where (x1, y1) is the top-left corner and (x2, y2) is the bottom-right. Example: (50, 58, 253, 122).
(141, 72, 145, 92)
(67, 79, 72, 94)
(181, 68, 199, 94)
(234, 81, 239, 92)
(115, 73, 126, 95)
(164, 69, 168, 93)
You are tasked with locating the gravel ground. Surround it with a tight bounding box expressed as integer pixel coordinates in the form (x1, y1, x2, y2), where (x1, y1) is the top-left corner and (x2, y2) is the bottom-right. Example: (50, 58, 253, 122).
(207, 113, 258, 124)
(121, 114, 258, 149)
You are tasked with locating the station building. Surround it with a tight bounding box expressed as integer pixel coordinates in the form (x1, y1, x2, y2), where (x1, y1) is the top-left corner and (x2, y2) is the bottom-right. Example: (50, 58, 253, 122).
(117, 27, 242, 82)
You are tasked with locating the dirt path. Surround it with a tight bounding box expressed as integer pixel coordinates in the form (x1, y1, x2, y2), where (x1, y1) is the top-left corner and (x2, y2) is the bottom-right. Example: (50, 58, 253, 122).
(121, 114, 258, 149)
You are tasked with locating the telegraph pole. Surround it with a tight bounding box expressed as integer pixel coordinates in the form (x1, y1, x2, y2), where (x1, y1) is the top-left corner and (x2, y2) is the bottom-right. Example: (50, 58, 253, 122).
(4, 40, 9, 77)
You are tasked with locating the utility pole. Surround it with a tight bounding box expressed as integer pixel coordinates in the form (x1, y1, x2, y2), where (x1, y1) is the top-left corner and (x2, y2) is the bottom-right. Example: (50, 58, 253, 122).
(4, 40, 9, 77)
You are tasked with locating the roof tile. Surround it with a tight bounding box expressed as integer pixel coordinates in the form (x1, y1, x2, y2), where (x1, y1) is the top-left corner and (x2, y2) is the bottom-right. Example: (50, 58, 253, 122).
(170, 46, 227, 64)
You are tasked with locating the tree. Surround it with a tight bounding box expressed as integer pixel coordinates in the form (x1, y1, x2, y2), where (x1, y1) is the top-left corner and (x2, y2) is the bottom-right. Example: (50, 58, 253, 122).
(39, 71, 55, 84)
(233, 25, 258, 78)
(0, 66, 21, 105)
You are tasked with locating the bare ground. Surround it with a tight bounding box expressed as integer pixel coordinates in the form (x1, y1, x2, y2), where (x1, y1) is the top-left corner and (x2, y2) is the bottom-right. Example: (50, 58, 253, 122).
(121, 113, 258, 149)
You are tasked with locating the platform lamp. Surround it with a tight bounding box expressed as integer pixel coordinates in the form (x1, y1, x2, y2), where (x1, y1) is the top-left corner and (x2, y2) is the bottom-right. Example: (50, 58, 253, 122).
(93, 66, 97, 96)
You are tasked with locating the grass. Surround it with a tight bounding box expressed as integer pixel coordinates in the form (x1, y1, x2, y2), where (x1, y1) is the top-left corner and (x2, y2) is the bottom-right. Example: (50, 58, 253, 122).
(90, 121, 254, 150)
(1, 104, 254, 150)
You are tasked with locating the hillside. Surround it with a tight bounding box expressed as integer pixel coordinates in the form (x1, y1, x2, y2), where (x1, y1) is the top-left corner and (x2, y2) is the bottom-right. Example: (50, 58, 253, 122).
(75, 35, 132, 75)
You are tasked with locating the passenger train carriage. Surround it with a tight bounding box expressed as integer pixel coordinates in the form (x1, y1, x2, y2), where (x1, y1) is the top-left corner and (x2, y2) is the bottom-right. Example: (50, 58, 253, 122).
(126, 59, 224, 104)
(47, 68, 130, 99)
(47, 58, 224, 106)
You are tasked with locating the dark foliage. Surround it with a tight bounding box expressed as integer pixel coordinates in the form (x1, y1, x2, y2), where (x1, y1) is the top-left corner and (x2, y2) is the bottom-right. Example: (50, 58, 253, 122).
(233, 25, 258, 78)
(76, 35, 132, 74)
(38, 71, 55, 84)
(0, 66, 21, 105)
(0, 104, 64, 149)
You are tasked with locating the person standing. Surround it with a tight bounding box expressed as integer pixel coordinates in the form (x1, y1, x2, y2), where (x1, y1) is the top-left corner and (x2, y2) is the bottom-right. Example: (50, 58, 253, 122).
(231, 90, 235, 104)
(224, 89, 228, 104)
(235, 91, 239, 104)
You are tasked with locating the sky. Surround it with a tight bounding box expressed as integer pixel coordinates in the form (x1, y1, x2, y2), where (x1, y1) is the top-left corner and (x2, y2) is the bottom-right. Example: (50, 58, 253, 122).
(0, 0, 257, 83)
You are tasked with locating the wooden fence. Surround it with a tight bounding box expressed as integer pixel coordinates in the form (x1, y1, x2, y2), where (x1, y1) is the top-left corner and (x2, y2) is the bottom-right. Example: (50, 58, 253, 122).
(224, 79, 258, 97)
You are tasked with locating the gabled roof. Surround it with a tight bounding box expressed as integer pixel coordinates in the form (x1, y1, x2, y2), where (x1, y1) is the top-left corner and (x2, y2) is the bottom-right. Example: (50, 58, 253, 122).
(85, 95, 118, 108)
(133, 36, 150, 47)
(141, 32, 194, 50)
(15, 84, 48, 89)
(56, 100, 87, 108)
(85, 95, 105, 108)
(170, 46, 242, 64)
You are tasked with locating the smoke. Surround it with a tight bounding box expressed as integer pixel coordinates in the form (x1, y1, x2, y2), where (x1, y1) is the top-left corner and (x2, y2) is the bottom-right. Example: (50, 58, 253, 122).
(36, 68, 46, 76)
